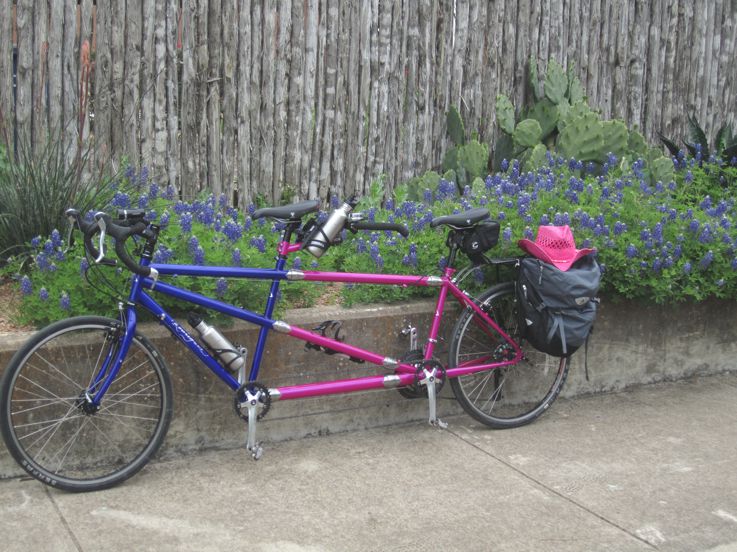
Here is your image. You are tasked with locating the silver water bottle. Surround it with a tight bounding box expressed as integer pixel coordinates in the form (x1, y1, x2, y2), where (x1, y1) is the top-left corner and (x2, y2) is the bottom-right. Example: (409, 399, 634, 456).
(188, 314, 245, 373)
(305, 198, 357, 258)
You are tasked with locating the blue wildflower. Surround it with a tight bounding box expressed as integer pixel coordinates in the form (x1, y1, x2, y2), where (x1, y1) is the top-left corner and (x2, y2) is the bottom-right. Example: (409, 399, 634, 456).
(39, 287, 49, 301)
(59, 292, 71, 311)
(699, 250, 714, 270)
(180, 212, 193, 233)
(215, 278, 228, 298)
(193, 246, 205, 265)
(20, 276, 32, 296)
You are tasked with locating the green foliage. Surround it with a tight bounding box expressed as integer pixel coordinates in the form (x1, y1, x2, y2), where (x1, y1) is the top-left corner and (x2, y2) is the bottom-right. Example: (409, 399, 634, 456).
(442, 106, 490, 191)
(0, 132, 121, 261)
(495, 95, 516, 135)
(513, 119, 543, 148)
(446, 105, 466, 146)
(659, 115, 737, 163)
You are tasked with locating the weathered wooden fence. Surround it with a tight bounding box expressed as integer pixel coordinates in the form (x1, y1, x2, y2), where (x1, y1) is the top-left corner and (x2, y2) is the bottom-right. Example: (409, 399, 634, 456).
(1, 0, 736, 209)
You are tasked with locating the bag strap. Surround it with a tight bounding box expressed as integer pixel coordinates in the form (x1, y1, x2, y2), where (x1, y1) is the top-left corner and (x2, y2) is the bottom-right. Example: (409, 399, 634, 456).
(545, 312, 567, 356)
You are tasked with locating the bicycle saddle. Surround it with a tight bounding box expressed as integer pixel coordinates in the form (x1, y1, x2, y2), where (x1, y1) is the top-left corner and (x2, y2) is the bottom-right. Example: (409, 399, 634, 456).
(253, 200, 320, 221)
(430, 208, 490, 228)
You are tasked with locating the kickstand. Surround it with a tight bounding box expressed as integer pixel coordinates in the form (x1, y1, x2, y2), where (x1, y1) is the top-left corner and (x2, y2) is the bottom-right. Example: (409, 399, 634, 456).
(419, 367, 448, 429)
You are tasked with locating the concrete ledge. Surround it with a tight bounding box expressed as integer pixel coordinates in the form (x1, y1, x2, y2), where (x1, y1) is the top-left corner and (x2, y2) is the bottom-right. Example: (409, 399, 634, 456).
(1, 297, 736, 478)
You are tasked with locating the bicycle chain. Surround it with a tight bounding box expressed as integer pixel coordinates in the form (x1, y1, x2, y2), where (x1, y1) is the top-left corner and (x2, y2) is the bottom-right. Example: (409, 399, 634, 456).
(234, 381, 271, 422)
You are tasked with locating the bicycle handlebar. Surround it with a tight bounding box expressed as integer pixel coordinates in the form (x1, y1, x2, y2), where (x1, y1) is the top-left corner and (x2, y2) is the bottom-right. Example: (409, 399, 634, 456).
(349, 221, 409, 238)
(66, 208, 154, 277)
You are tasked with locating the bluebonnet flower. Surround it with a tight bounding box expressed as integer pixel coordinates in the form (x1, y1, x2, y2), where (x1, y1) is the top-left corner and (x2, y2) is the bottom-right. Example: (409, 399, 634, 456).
(292, 257, 302, 270)
(43, 239, 54, 255)
(250, 235, 266, 254)
(699, 250, 714, 270)
(80, 257, 89, 275)
(39, 287, 49, 301)
(162, 184, 177, 200)
(523, 227, 534, 240)
(423, 188, 433, 204)
(153, 245, 174, 264)
(188, 235, 200, 255)
(219, 193, 228, 209)
(385, 199, 394, 211)
(196, 202, 216, 226)
(193, 246, 205, 265)
(59, 292, 71, 311)
(180, 212, 193, 233)
(626, 244, 638, 258)
(138, 194, 149, 209)
(685, 171, 694, 183)
(231, 248, 241, 266)
(36, 252, 51, 272)
(731, 258, 737, 270)
(223, 220, 242, 242)
(148, 183, 159, 200)
(688, 219, 700, 233)
(20, 276, 32, 296)
(111, 192, 131, 209)
(500, 159, 509, 172)
(613, 221, 627, 236)
(31, 236, 41, 248)
(160, 211, 170, 228)
(215, 278, 228, 298)
(138, 167, 149, 188)
(244, 217, 253, 231)
(502, 227, 512, 241)
(124, 165, 136, 181)
(330, 194, 340, 209)
(310, 260, 319, 269)
(51, 229, 62, 248)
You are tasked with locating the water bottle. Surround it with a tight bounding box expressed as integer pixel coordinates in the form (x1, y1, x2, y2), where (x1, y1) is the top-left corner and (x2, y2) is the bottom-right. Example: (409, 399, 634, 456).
(305, 198, 357, 258)
(188, 314, 245, 373)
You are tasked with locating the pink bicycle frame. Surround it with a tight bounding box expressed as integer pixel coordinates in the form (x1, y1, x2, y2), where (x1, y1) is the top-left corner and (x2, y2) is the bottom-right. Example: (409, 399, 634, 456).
(267, 266, 523, 402)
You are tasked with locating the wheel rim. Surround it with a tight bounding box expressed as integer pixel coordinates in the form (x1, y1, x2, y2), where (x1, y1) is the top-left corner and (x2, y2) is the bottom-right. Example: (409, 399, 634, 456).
(5, 323, 168, 485)
(452, 286, 567, 424)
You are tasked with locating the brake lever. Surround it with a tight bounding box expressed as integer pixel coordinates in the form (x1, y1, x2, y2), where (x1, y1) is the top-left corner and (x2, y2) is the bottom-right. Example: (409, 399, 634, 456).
(94, 212, 108, 264)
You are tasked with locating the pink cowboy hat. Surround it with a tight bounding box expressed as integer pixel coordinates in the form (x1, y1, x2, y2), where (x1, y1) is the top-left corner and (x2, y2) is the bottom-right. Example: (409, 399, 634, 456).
(517, 225, 596, 271)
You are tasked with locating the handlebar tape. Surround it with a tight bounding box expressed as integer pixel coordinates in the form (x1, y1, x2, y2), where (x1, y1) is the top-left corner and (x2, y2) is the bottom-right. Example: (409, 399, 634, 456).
(351, 221, 409, 238)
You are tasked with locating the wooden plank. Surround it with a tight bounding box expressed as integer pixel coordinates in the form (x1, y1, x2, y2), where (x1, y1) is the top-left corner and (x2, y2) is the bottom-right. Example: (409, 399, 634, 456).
(31, 0, 48, 142)
(285, 0, 304, 198)
(308, 0, 326, 198)
(166, 0, 179, 189)
(417, 0, 435, 171)
(272, 0, 292, 202)
(14, 0, 32, 144)
(180, 0, 200, 198)
(151, 0, 169, 184)
(660, 0, 679, 136)
(141, 0, 156, 172)
(612, 0, 629, 120)
(250, 0, 263, 200)
(236, 0, 252, 206)
(196, 0, 209, 194)
(627, 0, 647, 129)
(259, 2, 275, 201)
(0, 2, 11, 140)
(355, 0, 371, 196)
(93, 3, 112, 165)
(221, 0, 238, 203)
(382, 0, 400, 188)
(109, 2, 126, 161)
(47, 2, 64, 136)
(206, 0, 222, 198)
(330, 0, 349, 197)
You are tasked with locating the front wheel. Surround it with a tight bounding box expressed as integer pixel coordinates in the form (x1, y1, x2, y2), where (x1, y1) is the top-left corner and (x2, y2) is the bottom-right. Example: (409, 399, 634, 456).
(0, 316, 173, 492)
(449, 283, 568, 429)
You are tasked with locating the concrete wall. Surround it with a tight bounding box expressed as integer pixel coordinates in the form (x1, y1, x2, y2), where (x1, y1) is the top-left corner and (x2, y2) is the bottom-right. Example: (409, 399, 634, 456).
(1, 297, 736, 478)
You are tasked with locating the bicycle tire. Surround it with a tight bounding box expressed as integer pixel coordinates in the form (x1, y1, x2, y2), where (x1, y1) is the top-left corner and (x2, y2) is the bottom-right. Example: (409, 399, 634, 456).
(0, 316, 173, 492)
(449, 283, 568, 429)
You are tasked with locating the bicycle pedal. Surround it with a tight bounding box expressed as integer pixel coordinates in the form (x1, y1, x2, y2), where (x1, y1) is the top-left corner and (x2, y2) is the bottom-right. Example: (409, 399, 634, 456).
(247, 442, 264, 461)
(430, 418, 448, 430)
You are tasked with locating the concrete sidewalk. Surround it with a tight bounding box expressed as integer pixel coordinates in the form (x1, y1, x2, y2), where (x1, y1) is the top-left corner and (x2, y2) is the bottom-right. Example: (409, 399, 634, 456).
(1, 373, 737, 552)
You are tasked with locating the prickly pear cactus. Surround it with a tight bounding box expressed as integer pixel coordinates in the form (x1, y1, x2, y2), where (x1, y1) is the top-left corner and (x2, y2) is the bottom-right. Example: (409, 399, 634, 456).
(523, 143, 549, 170)
(458, 140, 490, 180)
(557, 112, 605, 162)
(513, 119, 543, 148)
(447, 105, 466, 146)
(648, 156, 675, 185)
(528, 57, 542, 101)
(600, 121, 629, 159)
(524, 99, 559, 141)
(557, 101, 592, 133)
(628, 129, 648, 156)
(495, 95, 516, 135)
(544, 60, 568, 105)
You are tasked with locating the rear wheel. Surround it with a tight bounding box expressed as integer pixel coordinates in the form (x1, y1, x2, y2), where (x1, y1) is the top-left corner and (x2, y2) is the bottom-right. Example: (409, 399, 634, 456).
(0, 316, 173, 492)
(449, 283, 568, 428)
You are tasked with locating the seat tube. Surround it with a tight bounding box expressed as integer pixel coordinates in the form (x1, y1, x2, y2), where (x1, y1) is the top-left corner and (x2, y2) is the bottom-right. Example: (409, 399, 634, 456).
(249, 256, 287, 381)
(425, 269, 454, 360)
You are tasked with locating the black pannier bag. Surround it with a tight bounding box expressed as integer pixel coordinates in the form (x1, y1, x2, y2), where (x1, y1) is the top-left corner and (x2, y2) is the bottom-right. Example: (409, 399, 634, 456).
(516, 255, 601, 357)
(461, 220, 500, 264)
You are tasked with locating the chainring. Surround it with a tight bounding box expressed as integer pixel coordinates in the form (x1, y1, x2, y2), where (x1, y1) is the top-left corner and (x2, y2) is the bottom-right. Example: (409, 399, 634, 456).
(234, 381, 271, 422)
(397, 352, 446, 399)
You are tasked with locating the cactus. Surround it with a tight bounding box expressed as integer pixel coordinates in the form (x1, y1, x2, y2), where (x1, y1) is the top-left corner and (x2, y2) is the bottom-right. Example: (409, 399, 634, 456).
(528, 57, 542, 101)
(523, 143, 549, 170)
(567, 63, 586, 105)
(648, 156, 675, 185)
(600, 121, 629, 159)
(447, 105, 466, 146)
(524, 99, 559, 141)
(495, 95, 516, 135)
(513, 119, 543, 148)
(457, 140, 490, 180)
(544, 60, 568, 105)
(628, 128, 648, 156)
(557, 112, 605, 162)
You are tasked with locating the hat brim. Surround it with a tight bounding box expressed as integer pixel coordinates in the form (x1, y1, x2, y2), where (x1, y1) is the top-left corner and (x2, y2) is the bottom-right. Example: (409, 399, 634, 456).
(518, 239, 596, 271)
